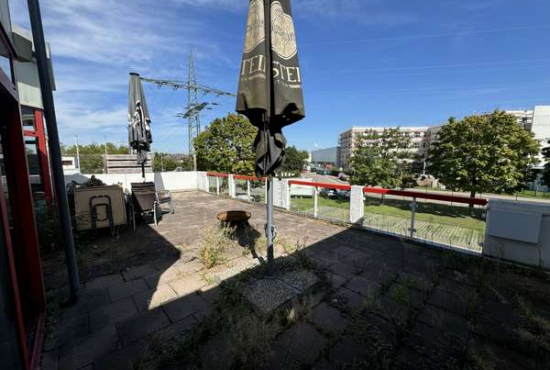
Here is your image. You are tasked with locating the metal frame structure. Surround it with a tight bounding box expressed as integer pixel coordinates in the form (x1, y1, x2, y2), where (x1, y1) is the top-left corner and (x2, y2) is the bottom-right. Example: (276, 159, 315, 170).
(23, 108, 54, 205)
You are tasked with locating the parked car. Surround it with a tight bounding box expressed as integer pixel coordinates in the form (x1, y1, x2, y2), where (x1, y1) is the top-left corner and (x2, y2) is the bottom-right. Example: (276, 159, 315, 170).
(320, 188, 338, 199)
(337, 189, 350, 200)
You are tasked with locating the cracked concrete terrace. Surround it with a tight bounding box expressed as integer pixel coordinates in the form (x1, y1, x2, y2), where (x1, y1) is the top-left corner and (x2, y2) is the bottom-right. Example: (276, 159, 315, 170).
(40, 191, 550, 370)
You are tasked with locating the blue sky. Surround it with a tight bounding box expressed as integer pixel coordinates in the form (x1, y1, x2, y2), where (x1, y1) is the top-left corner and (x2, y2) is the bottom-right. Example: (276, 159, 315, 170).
(10, 0, 550, 153)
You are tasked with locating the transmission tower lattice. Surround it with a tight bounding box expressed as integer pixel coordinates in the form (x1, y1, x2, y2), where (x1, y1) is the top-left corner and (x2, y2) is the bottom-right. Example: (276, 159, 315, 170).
(187, 52, 200, 165)
(139, 53, 235, 170)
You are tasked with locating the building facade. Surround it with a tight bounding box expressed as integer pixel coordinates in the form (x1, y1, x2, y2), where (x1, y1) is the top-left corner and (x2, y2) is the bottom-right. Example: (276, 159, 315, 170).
(311, 147, 340, 169)
(339, 106, 550, 171)
(508, 106, 550, 169)
(338, 127, 432, 170)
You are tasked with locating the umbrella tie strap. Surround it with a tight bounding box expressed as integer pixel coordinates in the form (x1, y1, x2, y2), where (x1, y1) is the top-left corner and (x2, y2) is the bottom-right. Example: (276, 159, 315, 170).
(264, 223, 277, 242)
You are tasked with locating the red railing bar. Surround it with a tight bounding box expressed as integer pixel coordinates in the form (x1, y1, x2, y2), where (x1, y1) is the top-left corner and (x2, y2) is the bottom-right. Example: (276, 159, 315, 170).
(288, 180, 352, 191)
(206, 172, 229, 178)
(363, 187, 488, 206)
(233, 174, 265, 182)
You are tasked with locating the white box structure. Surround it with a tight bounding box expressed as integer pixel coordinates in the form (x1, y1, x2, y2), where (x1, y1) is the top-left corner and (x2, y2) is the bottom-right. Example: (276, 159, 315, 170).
(485, 200, 550, 268)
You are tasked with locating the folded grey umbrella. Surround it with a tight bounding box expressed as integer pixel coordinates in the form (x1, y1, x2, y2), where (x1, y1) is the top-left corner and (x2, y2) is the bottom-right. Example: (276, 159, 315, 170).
(236, 0, 305, 177)
(128, 72, 152, 167)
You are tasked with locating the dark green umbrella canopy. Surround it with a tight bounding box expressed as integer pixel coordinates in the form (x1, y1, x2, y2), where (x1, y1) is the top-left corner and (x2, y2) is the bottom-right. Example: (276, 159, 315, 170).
(236, 0, 305, 177)
(128, 72, 152, 165)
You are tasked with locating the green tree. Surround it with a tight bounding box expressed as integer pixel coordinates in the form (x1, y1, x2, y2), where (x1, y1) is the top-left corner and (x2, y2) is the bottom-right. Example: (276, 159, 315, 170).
(543, 141, 550, 187)
(428, 110, 540, 199)
(153, 153, 178, 172)
(194, 113, 256, 174)
(349, 128, 414, 187)
(281, 146, 308, 174)
(62, 142, 130, 174)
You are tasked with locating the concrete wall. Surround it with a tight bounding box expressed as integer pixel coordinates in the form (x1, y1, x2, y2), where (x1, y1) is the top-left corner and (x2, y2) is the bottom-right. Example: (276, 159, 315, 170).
(64, 172, 199, 193)
(484, 200, 550, 269)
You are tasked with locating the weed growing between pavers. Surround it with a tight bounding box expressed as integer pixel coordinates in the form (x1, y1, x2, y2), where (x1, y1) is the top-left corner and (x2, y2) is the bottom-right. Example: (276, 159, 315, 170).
(199, 225, 236, 269)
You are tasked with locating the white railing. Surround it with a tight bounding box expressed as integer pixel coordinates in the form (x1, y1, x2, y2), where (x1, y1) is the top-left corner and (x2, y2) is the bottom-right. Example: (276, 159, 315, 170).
(204, 172, 489, 256)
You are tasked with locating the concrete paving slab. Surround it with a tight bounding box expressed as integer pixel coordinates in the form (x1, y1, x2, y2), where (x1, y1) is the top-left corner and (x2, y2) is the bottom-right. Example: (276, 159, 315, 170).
(162, 293, 210, 323)
(117, 308, 171, 345)
(59, 326, 119, 370)
(44, 313, 90, 351)
(267, 323, 325, 368)
(133, 284, 178, 312)
(89, 297, 138, 332)
(309, 302, 348, 333)
(108, 279, 149, 302)
(169, 274, 207, 297)
(122, 265, 159, 281)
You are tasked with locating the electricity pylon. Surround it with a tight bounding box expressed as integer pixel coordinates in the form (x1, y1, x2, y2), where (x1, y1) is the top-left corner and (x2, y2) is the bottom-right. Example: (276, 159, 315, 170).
(187, 52, 200, 170)
(139, 53, 235, 170)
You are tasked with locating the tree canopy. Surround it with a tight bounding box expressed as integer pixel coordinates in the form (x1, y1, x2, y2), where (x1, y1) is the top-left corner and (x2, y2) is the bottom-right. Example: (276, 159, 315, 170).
(194, 113, 257, 175)
(281, 146, 308, 174)
(428, 110, 540, 198)
(153, 153, 193, 172)
(349, 128, 414, 188)
(62, 142, 129, 174)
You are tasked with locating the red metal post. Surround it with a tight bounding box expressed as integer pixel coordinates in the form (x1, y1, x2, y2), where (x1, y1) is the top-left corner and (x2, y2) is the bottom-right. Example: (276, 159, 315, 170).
(34, 109, 54, 205)
(5, 105, 46, 314)
(0, 114, 31, 370)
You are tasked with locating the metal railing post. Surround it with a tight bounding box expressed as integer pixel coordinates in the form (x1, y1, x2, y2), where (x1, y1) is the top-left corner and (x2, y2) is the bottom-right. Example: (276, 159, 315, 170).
(285, 180, 291, 211)
(247, 180, 251, 201)
(228, 174, 236, 198)
(410, 197, 417, 238)
(216, 177, 220, 195)
(314, 187, 319, 218)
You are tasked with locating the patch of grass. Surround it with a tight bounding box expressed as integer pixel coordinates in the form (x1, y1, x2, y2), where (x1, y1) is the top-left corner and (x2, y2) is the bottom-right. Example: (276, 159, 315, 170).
(279, 237, 297, 255)
(467, 352, 496, 370)
(227, 314, 279, 370)
(199, 225, 235, 269)
(345, 311, 395, 370)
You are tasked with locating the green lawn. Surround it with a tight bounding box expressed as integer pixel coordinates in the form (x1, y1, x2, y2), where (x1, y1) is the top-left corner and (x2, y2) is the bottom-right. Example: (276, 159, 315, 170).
(291, 196, 484, 231)
(365, 197, 485, 232)
(291, 196, 485, 251)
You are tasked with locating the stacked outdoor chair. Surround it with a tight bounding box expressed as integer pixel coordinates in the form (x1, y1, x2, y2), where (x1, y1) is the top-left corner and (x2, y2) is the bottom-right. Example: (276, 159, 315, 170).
(130, 182, 174, 230)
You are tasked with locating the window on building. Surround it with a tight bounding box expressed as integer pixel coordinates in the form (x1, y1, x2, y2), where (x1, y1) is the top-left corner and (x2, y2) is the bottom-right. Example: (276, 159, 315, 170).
(21, 106, 36, 129)
(25, 138, 44, 193)
(0, 54, 9, 79)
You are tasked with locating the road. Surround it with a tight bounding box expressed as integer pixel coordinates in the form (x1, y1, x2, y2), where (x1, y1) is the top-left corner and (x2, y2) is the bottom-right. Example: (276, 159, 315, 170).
(298, 172, 550, 204)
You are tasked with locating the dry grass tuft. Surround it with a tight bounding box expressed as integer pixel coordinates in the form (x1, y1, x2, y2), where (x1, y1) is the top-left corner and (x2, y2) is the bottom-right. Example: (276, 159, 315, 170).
(199, 225, 235, 269)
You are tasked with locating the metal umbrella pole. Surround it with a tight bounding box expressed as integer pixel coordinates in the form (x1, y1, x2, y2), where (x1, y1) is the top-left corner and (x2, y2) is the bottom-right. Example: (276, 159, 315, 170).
(27, 0, 80, 301)
(266, 177, 275, 274)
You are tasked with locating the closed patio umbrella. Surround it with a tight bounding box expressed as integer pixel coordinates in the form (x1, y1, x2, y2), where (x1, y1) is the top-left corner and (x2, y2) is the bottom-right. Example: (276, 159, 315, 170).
(236, 0, 305, 272)
(128, 72, 152, 179)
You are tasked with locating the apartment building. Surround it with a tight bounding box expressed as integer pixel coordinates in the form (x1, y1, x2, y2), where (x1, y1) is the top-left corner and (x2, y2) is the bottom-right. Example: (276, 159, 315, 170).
(338, 127, 432, 169)
(508, 106, 550, 169)
(339, 106, 550, 171)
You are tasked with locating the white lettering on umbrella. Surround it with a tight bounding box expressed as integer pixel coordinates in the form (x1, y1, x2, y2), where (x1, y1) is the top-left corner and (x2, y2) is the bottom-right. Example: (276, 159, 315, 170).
(271, 1, 298, 60)
(243, 0, 265, 53)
